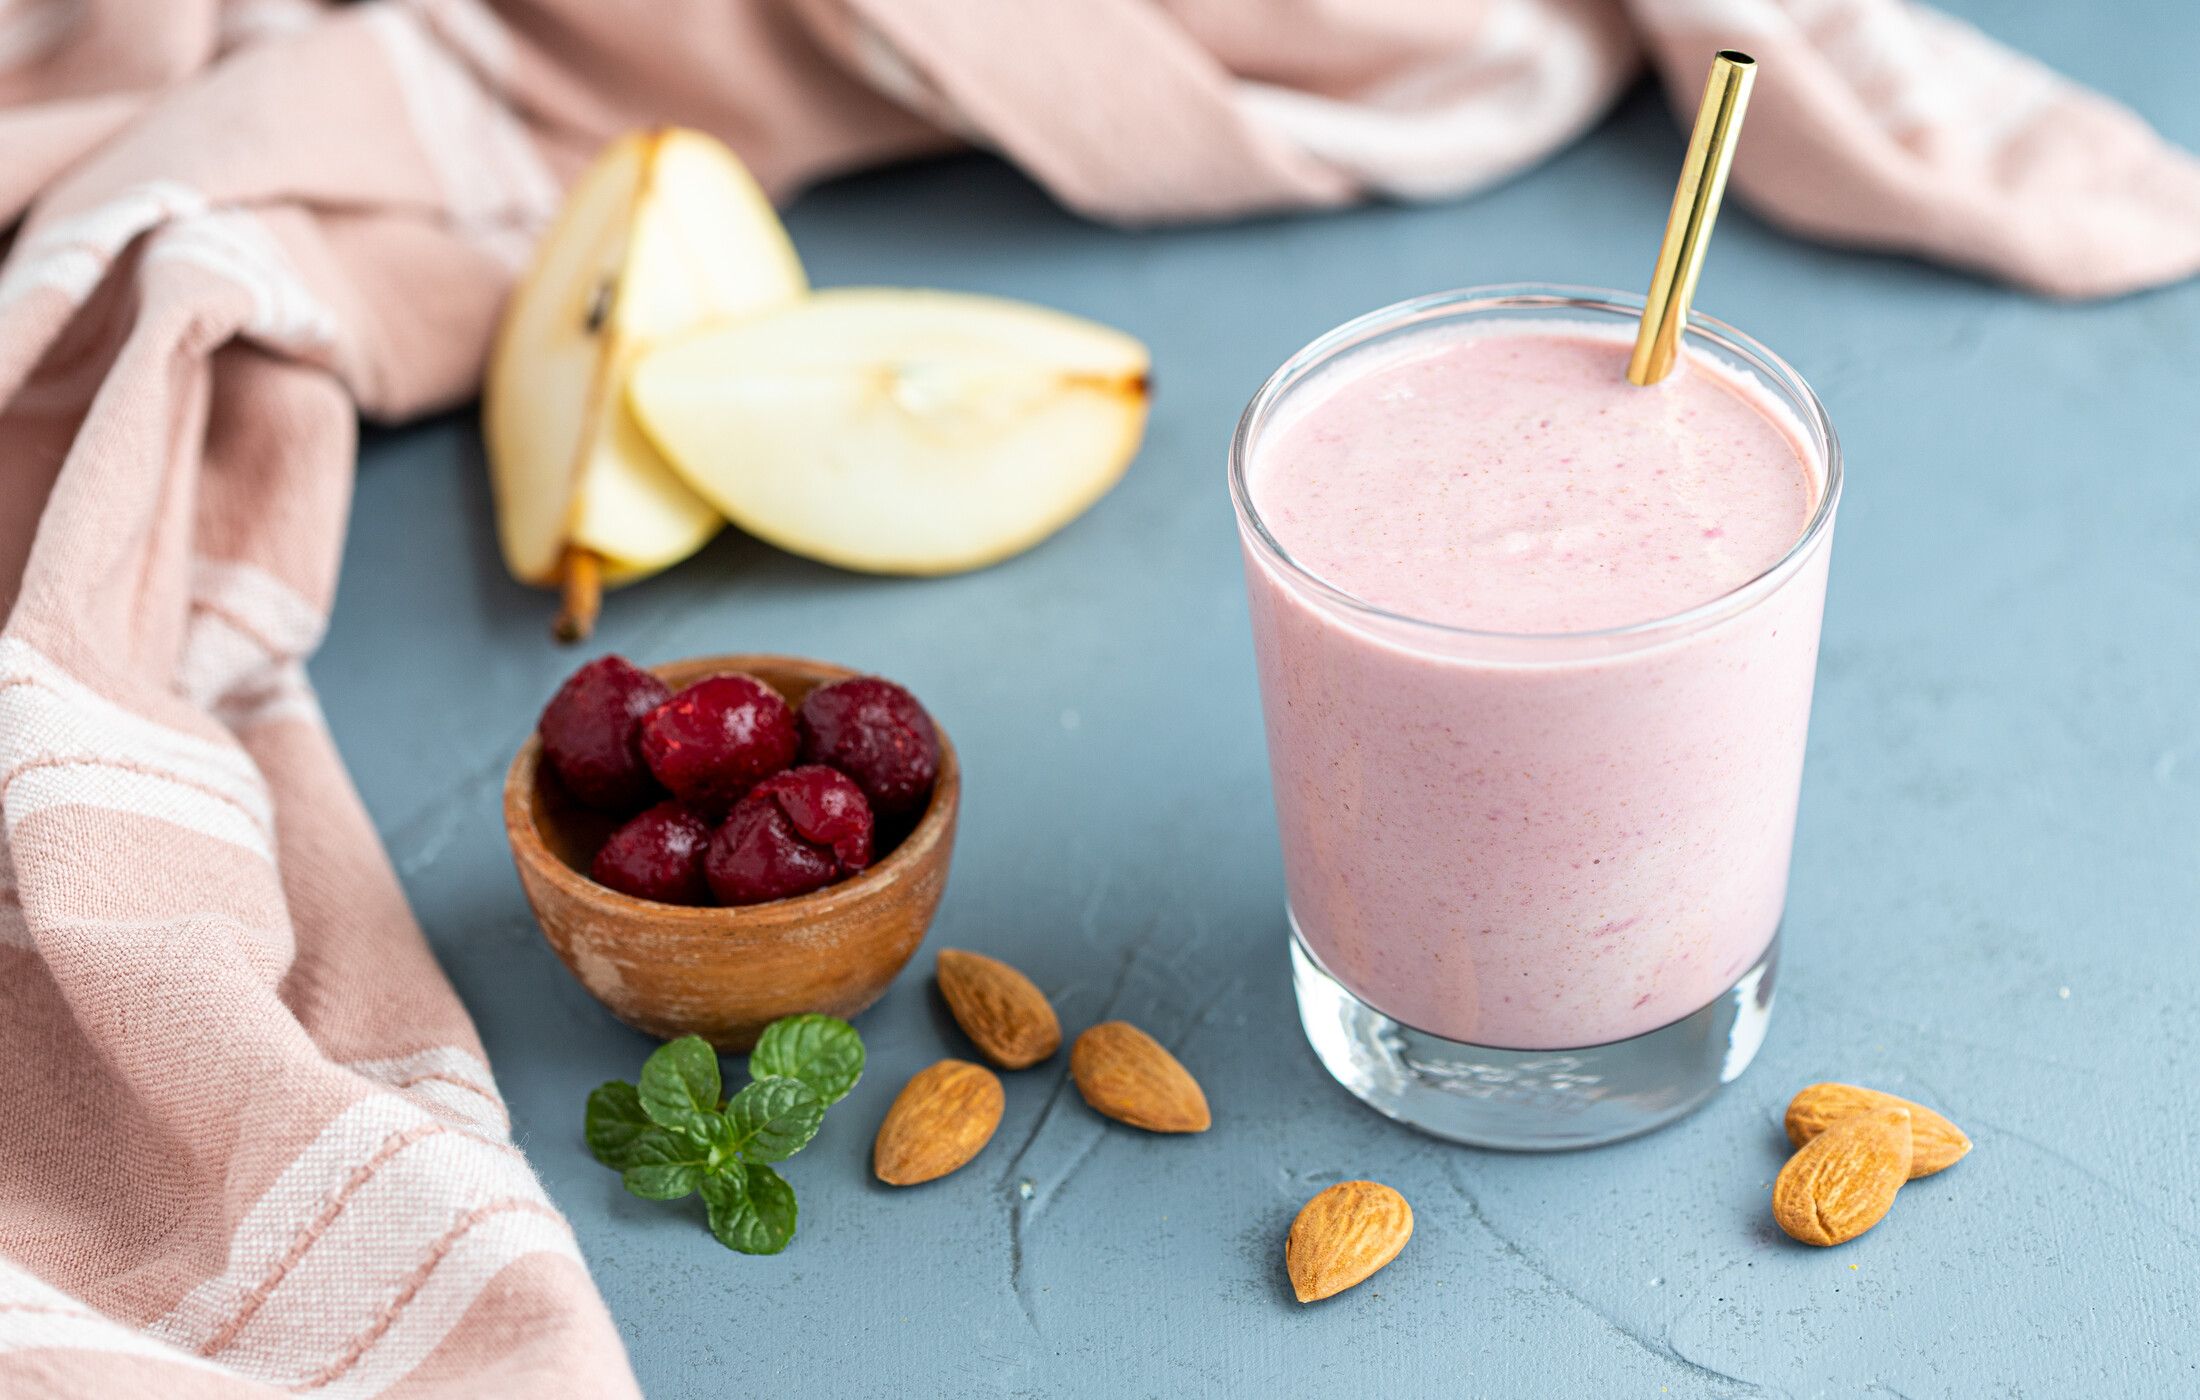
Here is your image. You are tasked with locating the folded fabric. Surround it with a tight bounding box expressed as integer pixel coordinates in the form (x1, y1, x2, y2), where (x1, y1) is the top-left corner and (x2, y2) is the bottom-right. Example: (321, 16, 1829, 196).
(1, 2, 2192, 1396)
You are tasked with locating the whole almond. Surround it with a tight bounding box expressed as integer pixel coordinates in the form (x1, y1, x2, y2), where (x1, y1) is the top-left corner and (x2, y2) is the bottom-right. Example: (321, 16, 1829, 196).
(937, 949, 1062, 1070)
(873, 1060, 1004, 1186)
(1286, 1180, 1413, 1303)
(1069, 1021, 1210, 1133)
(1785, 1082, 1970, 1179)
(1772, 1104, 1913, 1246)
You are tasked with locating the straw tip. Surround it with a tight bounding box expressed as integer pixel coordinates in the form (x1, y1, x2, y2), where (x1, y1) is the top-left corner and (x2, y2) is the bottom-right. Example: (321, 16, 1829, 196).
(1714, 49, 1755, 67)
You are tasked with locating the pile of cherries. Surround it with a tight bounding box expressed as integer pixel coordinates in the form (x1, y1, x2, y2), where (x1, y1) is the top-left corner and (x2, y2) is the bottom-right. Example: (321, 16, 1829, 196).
(536, 656, 939, 907)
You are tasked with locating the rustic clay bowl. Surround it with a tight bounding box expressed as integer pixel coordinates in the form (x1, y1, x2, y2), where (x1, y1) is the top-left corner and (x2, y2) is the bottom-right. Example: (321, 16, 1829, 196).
(504, 654, 958, 1050)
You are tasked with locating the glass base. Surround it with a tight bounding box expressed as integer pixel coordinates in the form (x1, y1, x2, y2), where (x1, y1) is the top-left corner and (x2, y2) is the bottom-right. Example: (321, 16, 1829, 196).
(1290, 916, 1778, 1150)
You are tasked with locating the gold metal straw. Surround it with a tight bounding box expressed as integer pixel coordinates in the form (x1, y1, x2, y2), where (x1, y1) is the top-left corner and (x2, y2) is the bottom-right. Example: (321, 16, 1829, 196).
(1628, 50, 1757, 386)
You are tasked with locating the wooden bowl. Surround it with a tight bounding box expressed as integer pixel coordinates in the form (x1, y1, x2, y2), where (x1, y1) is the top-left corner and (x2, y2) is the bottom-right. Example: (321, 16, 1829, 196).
(504, 654, 958, 1050)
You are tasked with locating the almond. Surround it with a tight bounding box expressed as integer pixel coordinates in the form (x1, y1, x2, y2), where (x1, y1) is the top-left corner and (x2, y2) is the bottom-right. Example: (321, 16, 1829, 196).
(873, 1060, 1004, 1186)
(1286, 1181, 1413, 1303)
(1069, 1021, 1210, 1133)
(937, 949, 1062, 1070)
(1785, 1082, 1970, 1179)
(1772, 1104, 1912, 1246)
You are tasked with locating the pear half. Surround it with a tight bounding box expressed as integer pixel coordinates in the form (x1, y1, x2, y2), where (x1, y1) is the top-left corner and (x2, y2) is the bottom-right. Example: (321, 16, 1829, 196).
(626, 289, 1150, 575)
(484, 128, 804, 638)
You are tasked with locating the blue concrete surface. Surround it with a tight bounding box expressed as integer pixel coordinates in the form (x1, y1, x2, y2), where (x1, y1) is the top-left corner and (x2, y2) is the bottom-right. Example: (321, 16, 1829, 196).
(319, 4, 2199, 1393)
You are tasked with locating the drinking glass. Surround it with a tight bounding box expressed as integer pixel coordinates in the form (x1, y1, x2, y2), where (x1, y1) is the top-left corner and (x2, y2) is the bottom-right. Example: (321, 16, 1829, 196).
(1230, 285, 1841, 1148)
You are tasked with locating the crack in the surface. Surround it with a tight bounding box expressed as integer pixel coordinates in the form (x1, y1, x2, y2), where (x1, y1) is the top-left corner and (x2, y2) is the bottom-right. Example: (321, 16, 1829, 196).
(992, 929, 1234, 1338)
(1053, 919, 1154, 1019)
(1004, 1191, 1039, 1337)
(387, 746, 511, 874)
(996, 1068, 1081, 1193)
(994, 1066, 1075, 1337)
(992, 930, 1154, 1337)
(1441, 1159, 1777, 1397)
(1074, 868, 1115, 947)
(1167, 974, 1242, 1054)
(1000, 936, 1148, 1196)
(998, 1082, 1110, 1339)
(1178, 906, 1209, 959)
(1095, 923, 1152, 1011)
(1036, 1127, 1110, 1208)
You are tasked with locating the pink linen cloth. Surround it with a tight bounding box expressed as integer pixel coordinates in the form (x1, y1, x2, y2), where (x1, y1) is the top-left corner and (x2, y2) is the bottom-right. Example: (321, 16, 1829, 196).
(0, 1, 2192, 1395)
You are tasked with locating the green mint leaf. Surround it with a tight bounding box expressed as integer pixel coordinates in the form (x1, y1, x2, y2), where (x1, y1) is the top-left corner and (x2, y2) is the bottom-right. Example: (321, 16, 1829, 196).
(623, 1161, 705, 1199)
(747, 1014, 865, 1106)
(740, 1163, 798, 1251)
(637, 1036, 722, 1136)
(702, 1163, 797, 1254)
(584, 1081, 654, 1170)
(722, 1076, 825, 1163)
(697, 1167, 748, 1249)
(619, 1128, 710, 1199)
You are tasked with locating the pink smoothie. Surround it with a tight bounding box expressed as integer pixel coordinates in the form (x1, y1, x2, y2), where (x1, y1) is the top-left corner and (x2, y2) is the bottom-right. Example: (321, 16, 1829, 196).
(1241, 320, 1831, 1048)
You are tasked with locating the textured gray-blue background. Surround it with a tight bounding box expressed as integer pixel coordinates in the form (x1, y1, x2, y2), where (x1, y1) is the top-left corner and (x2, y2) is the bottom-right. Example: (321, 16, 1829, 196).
(323, 3, 2199, 1394)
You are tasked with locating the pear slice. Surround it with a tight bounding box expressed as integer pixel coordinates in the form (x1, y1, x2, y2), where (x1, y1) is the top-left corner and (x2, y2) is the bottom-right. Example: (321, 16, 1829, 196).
(625, 289, 1150, 575)
(483, 128, 805, 638)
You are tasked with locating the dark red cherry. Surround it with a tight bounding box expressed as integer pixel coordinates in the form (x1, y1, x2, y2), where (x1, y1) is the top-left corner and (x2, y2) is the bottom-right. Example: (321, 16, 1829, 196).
(537, 656, 670, 813)
(638, 673, 798, 811)
(705, 765, 874, 905)
(590, 801, 712, 905)
(796, 677, 939, 820)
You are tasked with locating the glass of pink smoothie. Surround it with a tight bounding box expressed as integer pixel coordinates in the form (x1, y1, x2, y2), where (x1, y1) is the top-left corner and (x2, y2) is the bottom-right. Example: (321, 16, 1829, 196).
(1231, 285, 1840, 1148)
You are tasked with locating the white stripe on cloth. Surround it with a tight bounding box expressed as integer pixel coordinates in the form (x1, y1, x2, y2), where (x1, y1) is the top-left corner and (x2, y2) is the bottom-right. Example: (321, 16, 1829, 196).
(0, 640, 275, 859)
(1627, 0, 1769, 32)
(403, 0, 517, 93)
(144, 1091, 569, 1391)
(1233, 0, 1617, 201)
(344, 1046, 511, 1139)
(181, 558, 329, 714)
(1786, 0, 2059, 153)
(213, 662, 328, 736)
(0, 1258, 236, 1379)
(145, 210, 339, 354)
(281, 1206, 580, 1398)
(0, 184, 339, 366)
(215, 1146, 568, 1392)
(0, 641, 266, 789)
(363, 4, 560, 270)
(217, 0, 323, 54)
(182, 620, 288, 720)
(0, 245, 108, 319)
(0, 180, 208, 316)
(4, 764, 272, 861)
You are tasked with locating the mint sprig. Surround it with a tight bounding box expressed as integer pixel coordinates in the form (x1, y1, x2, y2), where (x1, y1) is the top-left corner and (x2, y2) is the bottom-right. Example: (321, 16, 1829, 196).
(583, 1017, 864, 1254)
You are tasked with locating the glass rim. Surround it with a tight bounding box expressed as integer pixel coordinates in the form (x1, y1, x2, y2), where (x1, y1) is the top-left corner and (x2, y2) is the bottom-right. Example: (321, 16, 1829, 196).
(1228, 283, 1844, 649)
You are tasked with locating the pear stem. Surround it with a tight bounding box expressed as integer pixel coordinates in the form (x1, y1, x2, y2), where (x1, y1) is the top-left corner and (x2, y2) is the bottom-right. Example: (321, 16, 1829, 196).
(552, 546, 602, 644)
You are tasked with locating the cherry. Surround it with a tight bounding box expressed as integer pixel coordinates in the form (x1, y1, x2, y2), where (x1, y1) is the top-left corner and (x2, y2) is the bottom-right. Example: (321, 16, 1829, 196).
(705, 766, 874, 905)
(796, 677, 939, 821)
(639, 674, 798, 811)
(590, 801, 712, 905)
(538, 655, 671, 813)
